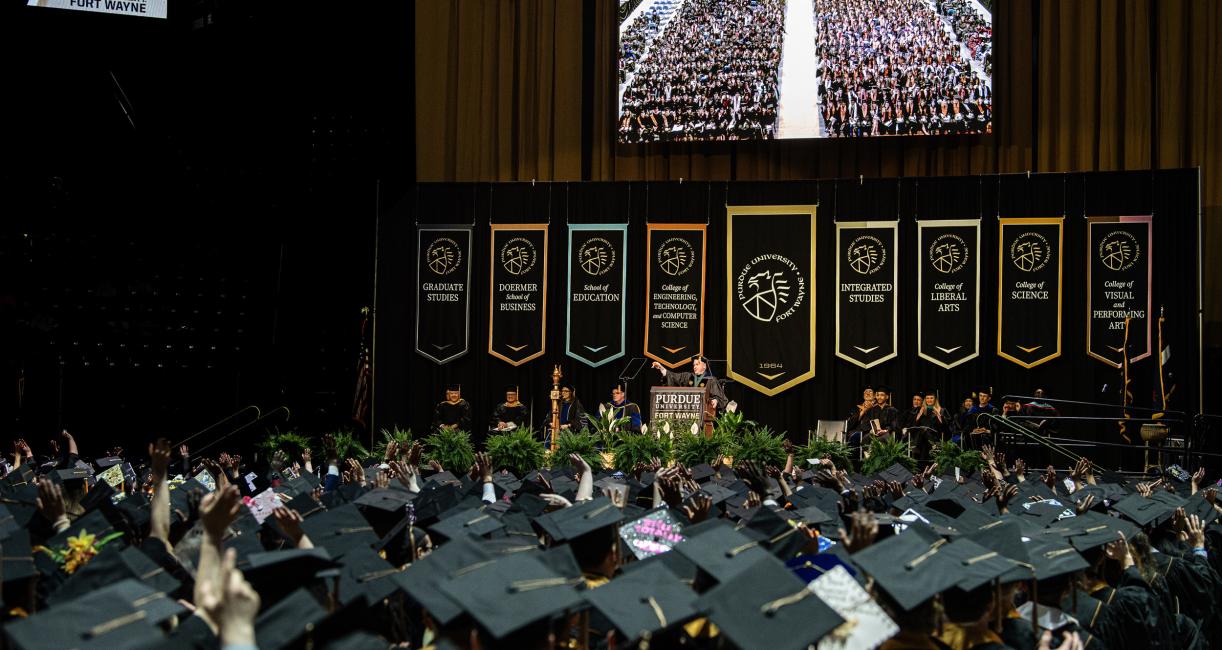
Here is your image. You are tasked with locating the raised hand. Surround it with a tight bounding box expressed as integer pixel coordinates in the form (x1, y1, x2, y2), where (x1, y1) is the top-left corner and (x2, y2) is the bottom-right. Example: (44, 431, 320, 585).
(1042, 466, 1058, 492)
(149, 438, 173, 481)
(995, 452, 1008, 476)
(658, 470, 685, 510)
(180, 443, 190, 458)
(345, 459, 367, 487)
(840, 510, 878, 553)
(980, 444, 995, 467)
(200, 486, 243, 540)
(407, 442, 424, 468)
(682, 492, 712, 524)
(198, 548, 260, 648)
(1191, 467, 1207, 495)
(36, 478, 67, 526)
(375, 470, 391, 489)
(996, 483, 1019, 513)
(272, 507, 307, 546)
(1074, 493, 1096, 516)
(1185, 513, 1206, 549)
(475, 452, 494, 483)
(1013, 458, 1027, 481)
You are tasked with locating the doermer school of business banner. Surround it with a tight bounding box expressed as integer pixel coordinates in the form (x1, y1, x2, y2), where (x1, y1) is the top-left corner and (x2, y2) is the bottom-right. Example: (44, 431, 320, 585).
(566, 224, 627, 367)
(1087, 216, 1152, 368)
(835, 221, 898, 368)
(917, 219, 980, 369)
(415, 225, 472, 365)
(488, 224, 548, 366)
(644, 224, 707, 368)
(727, 205, 817, 396)
(998, 217, 1063, 368)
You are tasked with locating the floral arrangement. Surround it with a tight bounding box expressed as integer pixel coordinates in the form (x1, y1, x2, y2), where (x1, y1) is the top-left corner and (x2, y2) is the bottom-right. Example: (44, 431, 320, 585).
(35, 529, 123, 574)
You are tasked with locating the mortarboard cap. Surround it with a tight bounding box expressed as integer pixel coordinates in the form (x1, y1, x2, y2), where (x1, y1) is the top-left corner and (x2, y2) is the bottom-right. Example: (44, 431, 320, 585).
(963, 519, 1034, 583)
(48, 466, 93, 485)
(1025, 539, 1089, 581)
(532, 497, 623, 543)
(583, 564, 698, 644)
(428, 507, 505, 541)
(1110, 493, 1178, 527)
(7, 578, 186, 650)
(393, 534, 491, 626)
(300, 504, 378, 558)
(938, 538, 1016, 591)
(336, 546, 403, 606)
(438, 551, 585, 641)
(445, 383, 462, 392)
(852, 531, 962, 611)
(1064, 512, 1139, 551)
(673, 521, 771, 585)
(254, 588, 330, 650)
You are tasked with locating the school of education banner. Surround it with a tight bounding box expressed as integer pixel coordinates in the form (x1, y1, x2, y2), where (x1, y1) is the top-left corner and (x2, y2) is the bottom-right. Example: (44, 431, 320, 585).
(727, 205, 817, 396)
(415, 226, 472, 364)
(835, 221, 898, 368)
(997, 217, 1063, 368)
(1087, 216, 1152, 367)
(566, 224, 627, 367)
(917, 220, 980, 368)
(644, 224, 706, 368)
(488, 224, 548, 365)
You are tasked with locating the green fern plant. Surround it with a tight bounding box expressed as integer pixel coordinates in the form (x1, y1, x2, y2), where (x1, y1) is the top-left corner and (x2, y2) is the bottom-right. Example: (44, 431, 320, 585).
(373, 426, 413, 459)
(932, 441, 983, 475)
(255, 428, 314, 459)
(861, 436, 917, 475)
(548, 431, 605, 472)
(729, 425, 787, 467)
(713, 410, 756, 440)
(328, 430, 372, 462)
(422, 428, 476, 474)
(486, 427, 547, 475)
(608, 432, 673, 473)
(798, 437, 854, 473)
(673, 429, 732, 467)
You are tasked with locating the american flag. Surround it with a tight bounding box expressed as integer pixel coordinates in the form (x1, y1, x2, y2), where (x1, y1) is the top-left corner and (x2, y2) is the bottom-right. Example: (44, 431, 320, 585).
(352, 307, 372, 429)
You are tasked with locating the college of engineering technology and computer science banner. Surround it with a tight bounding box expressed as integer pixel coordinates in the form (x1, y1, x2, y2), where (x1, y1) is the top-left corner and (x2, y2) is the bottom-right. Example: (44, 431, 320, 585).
(415, 225, 472, 364)
(835, 221, 898, 368)
(997, 217, 1063, 368)
(1087, 216, 1152, 368)
(644, 224, 706, 368)
(488, 224, 548, 366)
(727, 206, 817, 396)
(566, 224, 627, 367)
(917, 219, 980, 369)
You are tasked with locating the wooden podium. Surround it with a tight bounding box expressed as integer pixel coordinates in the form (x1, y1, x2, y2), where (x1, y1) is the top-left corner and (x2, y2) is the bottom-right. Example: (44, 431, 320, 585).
(649, 386, 715, 437)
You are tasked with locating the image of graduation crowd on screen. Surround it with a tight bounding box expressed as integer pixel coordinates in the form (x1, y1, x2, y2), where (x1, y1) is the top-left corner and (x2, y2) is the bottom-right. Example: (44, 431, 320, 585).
(617, 0, 786, 143)
(4, 408, 1221, 650)
(815, 0, 992, 137)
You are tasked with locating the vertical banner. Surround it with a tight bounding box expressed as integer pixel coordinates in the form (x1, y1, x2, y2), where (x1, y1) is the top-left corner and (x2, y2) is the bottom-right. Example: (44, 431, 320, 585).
(644, 224, 707, 367)
(727, 205, 817, 396)
(1087, 216, 1152, 367)
(835, 221, 898, 368)
(917, 219, 981, 368)
(997, 217, 1063, 368)
(415, 225, 472, 364)
(488, 224, 549, 365)
(566, 224, 627, 367)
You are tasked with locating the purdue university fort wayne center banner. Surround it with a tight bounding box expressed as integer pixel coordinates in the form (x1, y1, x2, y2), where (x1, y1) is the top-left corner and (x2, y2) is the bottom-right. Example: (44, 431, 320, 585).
(917, 220, 980, 368)
(727, 206, 817, 396)
(1087, 216, 1152, 367)
(488, 224, 548, 365)
(998, 217, 1063, 368)
(566, 224, 627, 367)
(415, 226, 472, 364)
(645, 224, 707, 367)
(835, 221, 898, 368)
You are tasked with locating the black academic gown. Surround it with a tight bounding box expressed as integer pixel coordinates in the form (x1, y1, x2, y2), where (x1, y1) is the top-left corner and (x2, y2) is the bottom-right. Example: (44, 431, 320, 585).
(432, 399, 472, 431)
(489, 402, 529, 431)
(664, 371, 728, 412)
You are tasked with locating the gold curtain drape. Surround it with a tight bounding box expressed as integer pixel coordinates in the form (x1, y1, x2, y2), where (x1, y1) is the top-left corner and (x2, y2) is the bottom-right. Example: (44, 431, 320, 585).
(415, 0, 1221, 338)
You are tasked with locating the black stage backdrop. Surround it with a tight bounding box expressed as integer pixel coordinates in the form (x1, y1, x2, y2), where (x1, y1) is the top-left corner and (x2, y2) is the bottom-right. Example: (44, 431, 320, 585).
(380, 172, 1199, 469)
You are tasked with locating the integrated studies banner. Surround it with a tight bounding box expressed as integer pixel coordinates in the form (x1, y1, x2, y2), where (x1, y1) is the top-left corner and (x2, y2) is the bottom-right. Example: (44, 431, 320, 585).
(835, 221, 898, 368)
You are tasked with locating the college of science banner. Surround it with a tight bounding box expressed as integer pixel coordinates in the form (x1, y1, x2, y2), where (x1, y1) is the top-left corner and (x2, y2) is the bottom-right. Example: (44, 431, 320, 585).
(1087, 216, 1153, 367)
(727, 206, 817, 396)
(488, 224, 548, 365)
(997, 217, 1063, 368)
(566, 224, 627, 367)
(835, 221, 898, 368)
(644, 224, 707, 367)
(917, 220, 981, 368)
(415, 226, 472, 364)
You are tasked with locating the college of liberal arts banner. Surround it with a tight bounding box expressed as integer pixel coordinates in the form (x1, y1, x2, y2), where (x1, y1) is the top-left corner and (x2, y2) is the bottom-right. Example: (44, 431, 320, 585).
(488, 224, 548, 365)
(835, 221, 898, 368)
(727, 205, 817, 396)
(566, 224, 627, 367)
(644, 224, 707, 367)
(1087, 216, 1153, 368)
(917, 219, 980, 368)
(997, 217, 1063, 368)
(415, 225, 472, 364)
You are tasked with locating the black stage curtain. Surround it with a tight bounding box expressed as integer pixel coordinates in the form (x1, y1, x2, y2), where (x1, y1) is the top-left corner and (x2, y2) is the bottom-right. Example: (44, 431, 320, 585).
(377, 170, 1198, 469)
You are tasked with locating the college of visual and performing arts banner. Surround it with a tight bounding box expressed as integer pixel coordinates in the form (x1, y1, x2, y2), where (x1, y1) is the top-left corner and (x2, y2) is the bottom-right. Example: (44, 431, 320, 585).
(727, 206, 817, 396)
(566, 224, 627, 367)
(644, 224, 707, 367)
(997, 217, 1063, 368)
(488, 224, 548, 365)
(917, 220, 980, 368)
(1087, 216, 1153, 367)
(415, 226, 472, 364)
(835, 221, 898, 368)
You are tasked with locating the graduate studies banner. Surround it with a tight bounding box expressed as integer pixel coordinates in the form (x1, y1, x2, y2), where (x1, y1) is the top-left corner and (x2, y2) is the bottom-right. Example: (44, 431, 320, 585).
(997, 218, 1063, 368)
(1087, 216, 1152, 368)
(835, 221, 898, 368)
(566, 224, 627, 367)
(917, 220, 980, 368)
(415, 226, 472, 364)
(488, 224, 548, 365)
(727, 206, 817, 396)
(644, 224, 706, 368)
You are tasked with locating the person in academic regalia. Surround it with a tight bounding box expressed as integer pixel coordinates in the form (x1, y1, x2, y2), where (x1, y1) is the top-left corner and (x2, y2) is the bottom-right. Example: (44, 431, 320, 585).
(489, 385, 529, 432)
(849, 385, 899, 450)
(432, 383, 472, 432)
(901, 390, 925, 431)
(910, 392, 951, 461)
(846, 385, 875, 434)
(651, 355, 729, 413)
(541, 383, 588, 435)
(603, 382, 642, 433)
(963, 387, 996, 450)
